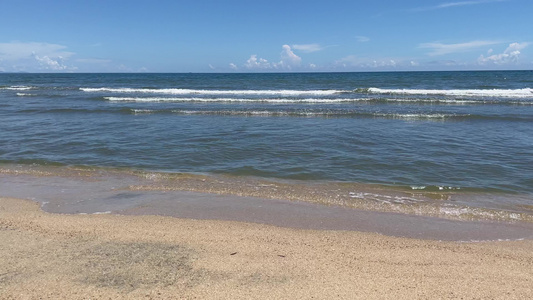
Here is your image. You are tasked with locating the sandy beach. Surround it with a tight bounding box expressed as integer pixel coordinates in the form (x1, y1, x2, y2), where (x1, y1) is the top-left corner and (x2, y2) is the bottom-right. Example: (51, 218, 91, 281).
(1, 196, 533, 299)
(2, 2, 533, 299)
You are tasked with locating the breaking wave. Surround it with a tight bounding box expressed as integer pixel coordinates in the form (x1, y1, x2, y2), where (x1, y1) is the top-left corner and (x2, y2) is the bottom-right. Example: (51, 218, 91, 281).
(82, 87, 344, 96)
(128, 109, 472, 120)
(1, 85, 34, 90)
(364, 87, 533, 98)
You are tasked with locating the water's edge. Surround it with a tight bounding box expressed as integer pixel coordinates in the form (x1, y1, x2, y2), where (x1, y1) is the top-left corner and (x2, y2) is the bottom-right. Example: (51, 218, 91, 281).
(2, 164, 533, 236)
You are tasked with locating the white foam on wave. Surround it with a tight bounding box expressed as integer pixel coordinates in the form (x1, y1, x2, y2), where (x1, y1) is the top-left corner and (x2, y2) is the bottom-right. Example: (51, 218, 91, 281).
(105, 96, 533, 106)
(176, 110, 279, 116)
(367, 87, 533, 98)
(386, 98, 533, 105)
(77, 211, 112, 215)
(410, 186, 427, 190)
(105, 96, 362, 103)
(1, 86, 33, 91)
(348, 192, 422, 204)
(131, 109, 156, 114)
(132, 109, 347, 117)
(82, 87, 343, 96)
(127, 109, 472, 120)
(439, 205, 527, 223)
(375, 113, 468, 120)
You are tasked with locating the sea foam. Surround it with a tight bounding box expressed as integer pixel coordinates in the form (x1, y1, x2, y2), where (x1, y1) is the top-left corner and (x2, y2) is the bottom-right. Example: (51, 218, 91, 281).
(82, 87, 344, 96)
(105, 96, 364, 103)
(1, 86, 34, 90)
(367, 87, 533, 98)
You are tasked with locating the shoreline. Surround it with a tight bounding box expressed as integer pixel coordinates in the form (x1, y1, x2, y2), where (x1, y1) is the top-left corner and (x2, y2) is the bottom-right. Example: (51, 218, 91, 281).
(2, 163, 533, 225)
(2, 196, 533, 299)
(2, 167, 533, 241)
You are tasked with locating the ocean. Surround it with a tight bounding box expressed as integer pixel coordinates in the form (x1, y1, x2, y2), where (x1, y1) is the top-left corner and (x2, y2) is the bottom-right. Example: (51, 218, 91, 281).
(1, 71, 532, 222)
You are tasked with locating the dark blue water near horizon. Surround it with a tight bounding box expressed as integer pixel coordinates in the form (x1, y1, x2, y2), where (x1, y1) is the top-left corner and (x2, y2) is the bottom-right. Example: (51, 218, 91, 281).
(1, 71, 532, 197)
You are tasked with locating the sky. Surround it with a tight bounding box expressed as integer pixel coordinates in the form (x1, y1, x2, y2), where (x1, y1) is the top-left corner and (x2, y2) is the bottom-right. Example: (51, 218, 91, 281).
(0, 0, 531, 73)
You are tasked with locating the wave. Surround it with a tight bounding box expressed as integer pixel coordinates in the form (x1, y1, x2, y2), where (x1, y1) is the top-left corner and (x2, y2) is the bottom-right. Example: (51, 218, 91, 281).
(2, 86, 80, 92)
(129, 109, 531, 121)
(364, 87, 533, 98)
(1, 85, 34, 90)
(103, 96, 533, 105)
(82, 87, 344, 96)
(17, 106, 529, 121)
(6, 85, 533, 100)
(373, 113, 470, 120)
(410, 185, 462, 191)
(104, 96, 365, 103)
(372, 98, 533, 105)
(129, 109, 472, 120)
(12, 107, 467, 119)
(132, 109, 329, 117)
(85, 87, 533, 98)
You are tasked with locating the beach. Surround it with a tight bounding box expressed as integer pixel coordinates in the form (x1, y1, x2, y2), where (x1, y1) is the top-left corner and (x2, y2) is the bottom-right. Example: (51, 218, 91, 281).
(2, 196, 533, 299)
(1, 71, 533, 298)
(1, 0, 532, 296)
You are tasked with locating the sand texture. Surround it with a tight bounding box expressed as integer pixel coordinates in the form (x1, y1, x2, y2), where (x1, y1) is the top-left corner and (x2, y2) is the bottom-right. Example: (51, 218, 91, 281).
(1, 197, 533, 299)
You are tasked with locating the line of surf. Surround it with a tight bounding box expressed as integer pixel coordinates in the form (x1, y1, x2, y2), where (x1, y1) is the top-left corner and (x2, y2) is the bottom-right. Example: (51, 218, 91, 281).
(81, 87, 344, 96)
(364, 87, 533, 98)
(129, 109, 473, 120)
(103, 96, 532, 105)
(104, 96, 362, 103)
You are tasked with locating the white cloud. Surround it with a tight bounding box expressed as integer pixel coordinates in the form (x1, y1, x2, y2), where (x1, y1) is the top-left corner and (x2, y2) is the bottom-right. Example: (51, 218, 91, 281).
(437, 0, 507, 9)
(412, 0, 508, 11)
(279, 45, 302, 67)
(245, 55, 272, 69)
(478, 42, 529, 65)
(229, 63, 238, 70)
(33, 54, 69, 70)
(0, 41, 75, 71)
(0, 42, 73, 60)
(243, 45, 302, 70)
(208, 64, 215, 70)
(291, 43, 323, 53)
(355, 36, 370, 42)
(419, 40, 499, 56)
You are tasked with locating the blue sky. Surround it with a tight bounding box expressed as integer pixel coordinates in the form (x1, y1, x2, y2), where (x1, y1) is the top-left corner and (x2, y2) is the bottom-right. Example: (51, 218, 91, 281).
(0, 0, 531, 72)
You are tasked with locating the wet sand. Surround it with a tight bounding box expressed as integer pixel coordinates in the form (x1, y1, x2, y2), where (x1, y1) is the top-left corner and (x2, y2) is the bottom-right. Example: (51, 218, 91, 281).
(2, 196, 533, 299)
(2, 172, 533, 241)
(2, 164, 533, 224)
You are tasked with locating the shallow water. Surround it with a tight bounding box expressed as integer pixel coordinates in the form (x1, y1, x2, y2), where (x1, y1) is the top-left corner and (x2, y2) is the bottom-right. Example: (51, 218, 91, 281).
(1, 71, 532, 215)
(2, 166, 533, 242)
(1, 164, 532, 225)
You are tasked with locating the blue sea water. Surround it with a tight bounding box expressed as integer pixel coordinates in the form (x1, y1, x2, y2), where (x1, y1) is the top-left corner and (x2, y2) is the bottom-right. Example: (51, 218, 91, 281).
(1, 71, 532, 216)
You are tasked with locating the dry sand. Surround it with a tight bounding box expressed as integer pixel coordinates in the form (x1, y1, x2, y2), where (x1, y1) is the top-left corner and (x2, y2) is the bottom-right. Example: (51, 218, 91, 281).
(1, 197, 533, 299)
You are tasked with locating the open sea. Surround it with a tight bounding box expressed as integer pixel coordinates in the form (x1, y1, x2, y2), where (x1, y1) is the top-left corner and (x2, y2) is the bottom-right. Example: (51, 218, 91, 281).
(1, 71, 533, 222)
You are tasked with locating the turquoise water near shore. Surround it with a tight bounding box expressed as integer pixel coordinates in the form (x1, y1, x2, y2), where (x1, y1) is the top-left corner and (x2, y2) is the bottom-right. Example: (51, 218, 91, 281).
(1, 71, 532, 217)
